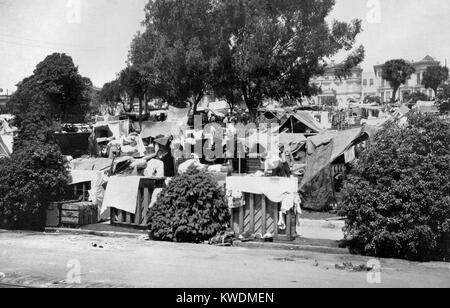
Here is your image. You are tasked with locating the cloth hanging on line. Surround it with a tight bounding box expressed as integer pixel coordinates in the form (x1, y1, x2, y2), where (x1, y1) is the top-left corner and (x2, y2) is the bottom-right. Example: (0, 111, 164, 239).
(101, 176, 141, 215)
(226, 176, 300, 212)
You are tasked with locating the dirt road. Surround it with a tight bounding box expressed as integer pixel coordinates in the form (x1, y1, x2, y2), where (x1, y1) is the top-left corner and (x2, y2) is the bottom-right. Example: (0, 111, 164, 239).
(0, 231, 449, 288)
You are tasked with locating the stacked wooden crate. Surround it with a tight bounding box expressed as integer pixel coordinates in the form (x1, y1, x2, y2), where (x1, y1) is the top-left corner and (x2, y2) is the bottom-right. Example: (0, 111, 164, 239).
(60, 202, 98, 228)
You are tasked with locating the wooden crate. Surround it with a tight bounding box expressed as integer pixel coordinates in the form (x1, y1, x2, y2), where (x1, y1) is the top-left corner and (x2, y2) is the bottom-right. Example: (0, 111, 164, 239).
(110, 177, 166, 229)
(231, 193, 296, 241)
(61, 202, 98, 228)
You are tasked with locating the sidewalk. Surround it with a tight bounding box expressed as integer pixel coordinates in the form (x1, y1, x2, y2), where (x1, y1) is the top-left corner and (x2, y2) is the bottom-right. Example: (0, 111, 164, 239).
(44, 218, 348, 256)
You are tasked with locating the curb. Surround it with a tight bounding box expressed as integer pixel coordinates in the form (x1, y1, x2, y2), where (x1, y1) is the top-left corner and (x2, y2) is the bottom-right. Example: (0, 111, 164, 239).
(44, 227, 145, 239)
(233, 241, 350, 255)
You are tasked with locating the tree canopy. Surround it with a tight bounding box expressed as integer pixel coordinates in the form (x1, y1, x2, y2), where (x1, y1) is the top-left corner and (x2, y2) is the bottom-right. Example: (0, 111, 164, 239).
(8, 53, 92, 126)
(422, 65, 449, 95)
(129, 0, 365, 118)
(381, 59, 415, 103)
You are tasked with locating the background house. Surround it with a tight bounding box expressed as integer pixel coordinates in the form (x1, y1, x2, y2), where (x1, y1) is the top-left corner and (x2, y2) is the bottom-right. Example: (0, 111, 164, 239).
(311, 65, 363, 109)
(373, 56, 441, 103)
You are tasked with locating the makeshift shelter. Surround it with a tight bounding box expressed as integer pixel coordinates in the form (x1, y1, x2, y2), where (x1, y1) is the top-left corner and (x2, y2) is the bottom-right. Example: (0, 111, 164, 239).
(299, 127, 370, 211)
(278, 112, 323, 135)
(258, 110, 282, 124)
(94, 120, 129, 141)
(54, 132, 91, 158)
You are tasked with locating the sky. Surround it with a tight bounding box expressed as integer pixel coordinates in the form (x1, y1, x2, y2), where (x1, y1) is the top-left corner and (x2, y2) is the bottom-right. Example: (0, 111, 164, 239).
(0, 0, 450, 94)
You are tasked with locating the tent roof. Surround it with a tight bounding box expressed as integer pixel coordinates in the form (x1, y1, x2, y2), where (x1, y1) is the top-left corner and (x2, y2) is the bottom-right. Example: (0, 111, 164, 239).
(308, 127, 365, 163)
(279, 112, 324, 134)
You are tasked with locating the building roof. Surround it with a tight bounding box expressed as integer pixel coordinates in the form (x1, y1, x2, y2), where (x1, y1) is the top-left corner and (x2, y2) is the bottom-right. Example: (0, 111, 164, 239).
(374, 56, 440, 71)
(420, 55, 436, 62)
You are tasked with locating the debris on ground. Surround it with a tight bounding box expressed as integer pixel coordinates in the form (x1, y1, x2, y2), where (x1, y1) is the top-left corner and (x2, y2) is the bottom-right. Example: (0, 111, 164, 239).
(334, 262, 376, 272)
(208, 231, 234, 246)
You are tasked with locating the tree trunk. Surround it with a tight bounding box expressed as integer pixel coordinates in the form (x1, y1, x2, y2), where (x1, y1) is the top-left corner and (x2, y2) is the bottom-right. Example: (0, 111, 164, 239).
(139, 98, 143, 131)
(392, 87, 399, 103)
(144, 94, 148, 115)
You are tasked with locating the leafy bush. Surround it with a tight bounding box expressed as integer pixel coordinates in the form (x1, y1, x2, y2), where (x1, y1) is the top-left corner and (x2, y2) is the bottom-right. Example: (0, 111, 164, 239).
(338, 112, 450, 261)
(0, 141, 69, 230)
(148, 166, 230, 243)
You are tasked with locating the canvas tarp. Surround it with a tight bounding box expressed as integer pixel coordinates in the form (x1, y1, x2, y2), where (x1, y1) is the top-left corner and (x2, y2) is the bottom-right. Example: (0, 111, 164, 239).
(94, 120, 129, 141)
(299, 140, 335, 211)
(167, 106, 190, 125)
(307, 128, 364, 164)
(300, 127, 369, 211)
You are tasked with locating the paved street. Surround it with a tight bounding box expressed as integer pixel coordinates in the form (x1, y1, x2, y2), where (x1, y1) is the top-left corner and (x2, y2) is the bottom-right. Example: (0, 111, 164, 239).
(0, 231, 449, 288)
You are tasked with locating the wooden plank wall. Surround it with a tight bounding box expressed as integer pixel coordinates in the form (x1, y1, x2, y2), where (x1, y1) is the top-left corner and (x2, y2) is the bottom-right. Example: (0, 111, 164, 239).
(232, 193, 296, 241)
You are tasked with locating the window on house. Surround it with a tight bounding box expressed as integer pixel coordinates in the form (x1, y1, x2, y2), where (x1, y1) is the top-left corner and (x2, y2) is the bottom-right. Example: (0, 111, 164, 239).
(370, 79, 374, 86)
(417, 73, 421, 85)
(363, 79, 367, 86)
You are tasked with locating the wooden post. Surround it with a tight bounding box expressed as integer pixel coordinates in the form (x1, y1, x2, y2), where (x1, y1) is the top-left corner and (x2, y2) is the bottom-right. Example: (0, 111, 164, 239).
(117, 210, 124, 223)
(239, 201, 245, 235)
(82, 183, 86, 202)
(261, 196, 267, 235)
(286, 210, 292, 240)
(238, 151, 241, 175)
(274, 203, 279, 237)
(249, 194, 255, 234)
(141, 187, 151, 226)
(135, 188, 142, 226)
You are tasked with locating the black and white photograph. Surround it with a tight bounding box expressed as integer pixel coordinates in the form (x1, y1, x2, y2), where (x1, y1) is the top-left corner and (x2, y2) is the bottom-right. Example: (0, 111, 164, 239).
(0, 0, 449, 293)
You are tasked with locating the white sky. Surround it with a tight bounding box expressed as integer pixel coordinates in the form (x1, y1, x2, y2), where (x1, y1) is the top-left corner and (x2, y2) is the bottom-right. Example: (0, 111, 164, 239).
(0, 0, 449, 93)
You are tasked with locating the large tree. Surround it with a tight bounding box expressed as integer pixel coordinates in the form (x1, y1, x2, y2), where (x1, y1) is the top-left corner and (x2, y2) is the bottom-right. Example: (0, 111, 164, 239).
(129, 0, 217, 112)
(209, 0, 365, 119)
(8, 53, 92, 125)
(381, 59, 415, 103)
(422, 65, 449, 97)
(130, 0, 364, 119)
(119, 66, 151, 128)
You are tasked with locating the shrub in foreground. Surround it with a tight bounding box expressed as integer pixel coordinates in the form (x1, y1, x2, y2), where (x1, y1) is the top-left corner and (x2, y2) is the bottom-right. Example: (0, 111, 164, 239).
(148, 167, 230, 243)
(0, 141, 69, 230)
(338, 112, 450, 261)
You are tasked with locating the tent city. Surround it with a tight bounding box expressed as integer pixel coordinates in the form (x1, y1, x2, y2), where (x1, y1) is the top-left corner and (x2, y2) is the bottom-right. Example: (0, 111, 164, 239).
(0, 0, 449, 291)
